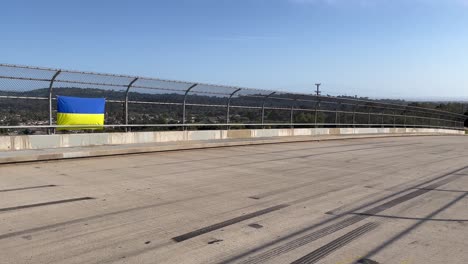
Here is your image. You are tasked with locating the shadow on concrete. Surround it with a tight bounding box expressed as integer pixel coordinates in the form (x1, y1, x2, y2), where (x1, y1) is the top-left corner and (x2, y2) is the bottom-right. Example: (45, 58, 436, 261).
(357, 192, 468, 262)
(350, 212, 468, 222)
(412, 187, 468, 193)
(217, 165, 468, 264)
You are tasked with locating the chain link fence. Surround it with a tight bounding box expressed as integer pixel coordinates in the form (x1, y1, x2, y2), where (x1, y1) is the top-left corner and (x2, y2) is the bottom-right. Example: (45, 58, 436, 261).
(0, 63, 466, 134)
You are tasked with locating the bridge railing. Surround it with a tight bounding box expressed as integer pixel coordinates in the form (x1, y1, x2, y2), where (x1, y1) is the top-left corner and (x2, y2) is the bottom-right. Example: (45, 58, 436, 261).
(0, 63, 466, 133)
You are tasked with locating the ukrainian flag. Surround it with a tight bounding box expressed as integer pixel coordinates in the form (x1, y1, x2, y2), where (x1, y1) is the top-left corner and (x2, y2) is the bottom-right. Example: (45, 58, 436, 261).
(57, 96, 106, 130)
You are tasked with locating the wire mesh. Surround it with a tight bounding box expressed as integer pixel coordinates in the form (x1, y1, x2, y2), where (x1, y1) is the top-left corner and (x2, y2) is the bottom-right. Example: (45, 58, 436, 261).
(0, 63, 466, 134)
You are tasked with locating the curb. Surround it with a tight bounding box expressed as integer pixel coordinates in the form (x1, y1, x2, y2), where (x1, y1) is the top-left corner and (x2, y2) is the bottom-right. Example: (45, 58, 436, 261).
(0, 133, 461, 165)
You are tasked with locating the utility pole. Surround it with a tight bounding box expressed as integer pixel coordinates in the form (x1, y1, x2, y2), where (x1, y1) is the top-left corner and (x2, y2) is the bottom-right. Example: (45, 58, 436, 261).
(315, 83, 321, 97)
(314, 83, 321, 128)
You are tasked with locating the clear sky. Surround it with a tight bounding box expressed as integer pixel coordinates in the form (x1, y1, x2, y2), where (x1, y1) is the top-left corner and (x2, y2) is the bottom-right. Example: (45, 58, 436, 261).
(1, 0, 468, 99)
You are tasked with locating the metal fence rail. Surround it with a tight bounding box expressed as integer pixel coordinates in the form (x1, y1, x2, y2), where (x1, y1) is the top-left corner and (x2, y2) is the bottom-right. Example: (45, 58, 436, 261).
(0, 63, 466, 134)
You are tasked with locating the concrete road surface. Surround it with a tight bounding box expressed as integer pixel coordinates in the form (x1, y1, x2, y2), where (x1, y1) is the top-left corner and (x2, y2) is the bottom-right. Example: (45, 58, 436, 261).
(0, 135, 467, 264)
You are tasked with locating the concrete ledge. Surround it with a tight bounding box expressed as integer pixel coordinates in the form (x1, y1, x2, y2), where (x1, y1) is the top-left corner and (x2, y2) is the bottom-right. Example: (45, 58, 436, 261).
(0, 128, 464, 151)
(0, 130, 464, 165)
(0, 128, 464, 164)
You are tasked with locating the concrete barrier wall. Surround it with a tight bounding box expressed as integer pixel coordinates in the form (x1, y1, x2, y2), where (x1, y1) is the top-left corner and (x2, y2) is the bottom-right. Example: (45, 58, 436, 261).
(0, 128, 464, 151)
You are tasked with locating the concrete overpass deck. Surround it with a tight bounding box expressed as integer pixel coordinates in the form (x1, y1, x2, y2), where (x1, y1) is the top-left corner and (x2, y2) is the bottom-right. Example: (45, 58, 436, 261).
(0, 135, 467, 264)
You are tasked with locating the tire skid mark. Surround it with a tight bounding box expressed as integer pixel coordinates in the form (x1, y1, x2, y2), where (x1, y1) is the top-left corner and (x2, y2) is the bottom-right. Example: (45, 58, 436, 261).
(0, 197, 94, 213)
(172, 204, 289, 242)
(0, 184, 57, 193)
(226, 167, 467, 264)
(290, 223, 379, 264)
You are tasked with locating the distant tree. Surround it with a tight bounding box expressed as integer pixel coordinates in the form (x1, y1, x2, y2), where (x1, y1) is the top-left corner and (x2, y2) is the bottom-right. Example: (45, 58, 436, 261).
(1, 87, 466, 132)
(21, 129, 34, 135)
(294, 113, 314, 123)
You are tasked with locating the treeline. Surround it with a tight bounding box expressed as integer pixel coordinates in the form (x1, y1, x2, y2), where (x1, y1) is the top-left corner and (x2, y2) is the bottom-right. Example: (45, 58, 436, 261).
(0, 87, 466, 134)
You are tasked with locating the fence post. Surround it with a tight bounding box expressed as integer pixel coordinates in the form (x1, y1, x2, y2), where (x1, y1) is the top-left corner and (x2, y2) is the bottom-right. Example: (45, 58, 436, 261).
(226, 88, 241, 129)
(426, 113, 431, 128)
(290, 99, 297, 129)
(261, 92, 276, 128)
(182, 83, 198, 129)
(124, 77, 138, 132)
(393, 111, 396, 128)
(314, 98, 321, 128)
(403, 108, 407, 128)
(335, 102, 340, 127)
(352, 103, 359, 128)
(48, 70, 61, 134)
(368, 107, 372, 127)
(381, 109, 384, 128)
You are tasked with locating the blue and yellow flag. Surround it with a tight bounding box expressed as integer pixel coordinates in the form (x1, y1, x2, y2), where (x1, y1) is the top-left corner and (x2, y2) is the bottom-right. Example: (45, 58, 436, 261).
(57, 96, 106, 130)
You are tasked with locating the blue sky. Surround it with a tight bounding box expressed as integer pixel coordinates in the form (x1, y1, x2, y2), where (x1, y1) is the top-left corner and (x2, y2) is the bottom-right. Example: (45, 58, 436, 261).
(1, 0, 468, 99)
